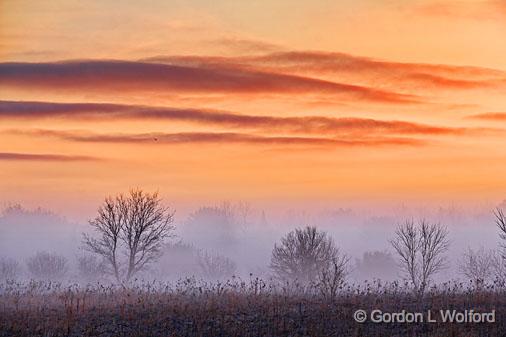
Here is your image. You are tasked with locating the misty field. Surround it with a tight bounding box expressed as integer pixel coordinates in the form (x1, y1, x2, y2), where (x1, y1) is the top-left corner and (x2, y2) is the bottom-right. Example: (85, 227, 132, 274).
(1, 279, 505, 337)
(3, 194, 506, 336)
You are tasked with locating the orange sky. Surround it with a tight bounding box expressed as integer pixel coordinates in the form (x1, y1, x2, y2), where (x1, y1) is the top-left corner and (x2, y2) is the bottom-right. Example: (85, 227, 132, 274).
(1, 0, 506, 217)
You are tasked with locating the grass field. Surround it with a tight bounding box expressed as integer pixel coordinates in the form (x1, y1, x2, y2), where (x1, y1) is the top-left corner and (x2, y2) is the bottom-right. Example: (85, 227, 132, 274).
(1, 278, 505, 337)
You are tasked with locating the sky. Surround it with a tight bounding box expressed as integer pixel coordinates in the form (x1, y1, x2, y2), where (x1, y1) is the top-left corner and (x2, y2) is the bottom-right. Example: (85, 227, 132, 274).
(1, 0, 506, 218)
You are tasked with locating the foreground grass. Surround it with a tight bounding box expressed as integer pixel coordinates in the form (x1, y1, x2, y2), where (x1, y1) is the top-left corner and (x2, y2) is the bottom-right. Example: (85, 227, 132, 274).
(1, 278, 505, 337)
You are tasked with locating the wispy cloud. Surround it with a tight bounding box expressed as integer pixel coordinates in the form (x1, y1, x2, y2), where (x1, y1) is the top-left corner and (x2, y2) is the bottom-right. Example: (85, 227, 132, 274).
(0, 152, 99, 162)
(7, 129, 426, 148)
(0, 60, 419, 104)
(413, 0, 506, 21)
(467, 113, 506, 121)
(209, 37, 283, 54)
(1, 100, 492, 137)
(146, 51, 505, 91)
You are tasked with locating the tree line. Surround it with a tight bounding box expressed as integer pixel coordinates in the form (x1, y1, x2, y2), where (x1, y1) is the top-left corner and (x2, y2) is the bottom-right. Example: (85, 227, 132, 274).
(2, 189, 506, 297)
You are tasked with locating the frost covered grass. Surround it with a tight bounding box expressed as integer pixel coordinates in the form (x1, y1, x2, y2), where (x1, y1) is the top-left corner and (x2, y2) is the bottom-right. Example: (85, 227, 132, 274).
(1, 278, 505, 337)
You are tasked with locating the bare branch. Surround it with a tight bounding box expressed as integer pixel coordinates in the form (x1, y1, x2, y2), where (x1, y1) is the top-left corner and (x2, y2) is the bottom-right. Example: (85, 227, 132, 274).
(270, 226, 346, 286)
(494, 208, 506, 256)
(390, 219, 449, 295)
(26, 252, 68, 281)
(459, 247, 495, 287)
(197, 251, 237, 280)
(82, 189, 175, 283)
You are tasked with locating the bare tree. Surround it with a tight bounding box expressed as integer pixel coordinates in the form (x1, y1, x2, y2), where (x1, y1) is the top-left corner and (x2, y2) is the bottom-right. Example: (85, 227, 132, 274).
(197, 251, 237, 280)
(83, 189, 175, 283)
(494, 208, 506, 257)
(492, 252, 506, 285)
(459, 247, 495, 287)
(234, 201, 252, 233)
(355, 251, 398, 281)
(0, 257, 20, 281)
(77, 255, 107, 283)
(157, 241, 201, 279)
(26, 251, 68, 280)
(390, 219, 450, 295)
(270, 226, 344, 285)
(490, 208, 506, 285)
(316, 253, 350, 299)
(184, 204, 238, 247)
(83, 196, 122, 281)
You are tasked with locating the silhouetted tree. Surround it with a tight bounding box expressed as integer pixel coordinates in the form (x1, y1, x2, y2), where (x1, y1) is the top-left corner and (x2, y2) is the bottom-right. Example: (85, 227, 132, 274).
(157, 241, 201, 279)
(492, 253, 506, 285)
(494, 208, 506, 257)
(184, 204, 237, 247)
(355, 251, 398, 281)
(26, 251, 68, 280)
(77, 255, 107, 283)
(83, 189, 175, 283)
(390, 219, 449, 295)
(0, 257, 20, 281)
(459, 247, 495, 287)
(270, 226, 346, 285)
(234, 201, 252, 232)
(316, 254, 350, 299)
(0, 205, 75, 256)
(197, 251, 237, 280)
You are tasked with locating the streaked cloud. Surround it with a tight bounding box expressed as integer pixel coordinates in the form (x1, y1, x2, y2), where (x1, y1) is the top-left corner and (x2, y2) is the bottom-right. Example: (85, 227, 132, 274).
(0, 60, 419, 104)
(1, 0, 506, 206)
(7, 129, 426, 148)
(1, 100, 494, 137)
(467, 113, 506, 121)
(413, 1, 506, 21)
(146, 51, 506, 91)
(0, 152, 99, 162)
(209, 37, 283, 54)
